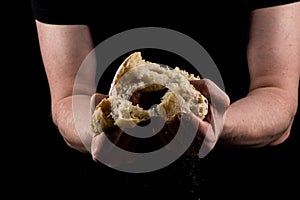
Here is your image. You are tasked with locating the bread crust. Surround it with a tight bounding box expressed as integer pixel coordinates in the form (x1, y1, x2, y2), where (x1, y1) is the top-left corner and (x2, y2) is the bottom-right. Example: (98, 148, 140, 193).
(91, 52, 208, 134)
(109, 52, 147, 95)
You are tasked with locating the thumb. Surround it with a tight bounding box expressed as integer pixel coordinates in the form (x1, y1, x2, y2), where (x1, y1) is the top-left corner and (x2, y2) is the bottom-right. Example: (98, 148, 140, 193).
(90, 93, 109, 114)
(190, 79, 230, 110)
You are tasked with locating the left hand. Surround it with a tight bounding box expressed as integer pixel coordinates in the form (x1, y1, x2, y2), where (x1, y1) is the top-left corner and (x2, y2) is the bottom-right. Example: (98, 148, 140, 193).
(131, 79, 229, 158)
(90, 78, 230, 167)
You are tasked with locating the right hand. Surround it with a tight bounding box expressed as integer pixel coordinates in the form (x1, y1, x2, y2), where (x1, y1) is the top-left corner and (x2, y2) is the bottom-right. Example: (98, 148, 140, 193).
(90, 93, 133, 167)
(130, 78, 230, 158)
(182, 78, 230, 157)
(90, 78, 230, 167)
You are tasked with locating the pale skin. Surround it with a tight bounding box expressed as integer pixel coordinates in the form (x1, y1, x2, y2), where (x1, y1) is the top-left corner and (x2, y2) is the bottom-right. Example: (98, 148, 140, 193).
(35, 2, 300, 157)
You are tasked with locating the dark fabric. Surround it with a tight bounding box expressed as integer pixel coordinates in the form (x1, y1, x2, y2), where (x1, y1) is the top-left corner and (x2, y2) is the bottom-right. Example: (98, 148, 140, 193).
(245, 0, 299, 10)
(31, 0, 90, 24)
(31, 0, 300, 25)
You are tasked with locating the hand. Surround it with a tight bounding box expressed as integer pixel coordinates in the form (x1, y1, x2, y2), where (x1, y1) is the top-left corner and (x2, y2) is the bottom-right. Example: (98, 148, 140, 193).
(183, 78, 230, 157)
(132, 78, 229, 158)
(90, 78, 230, 167)
(90, 93, 135, 167)
(89, 92, 173, 167)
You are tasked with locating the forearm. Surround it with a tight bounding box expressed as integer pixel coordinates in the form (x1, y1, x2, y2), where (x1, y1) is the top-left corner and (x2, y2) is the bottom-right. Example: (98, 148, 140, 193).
(53, 95, 93, 153)
(35, 22, 96, 153)
(220, 86, 297, 147)
(221, 3, 300, 148)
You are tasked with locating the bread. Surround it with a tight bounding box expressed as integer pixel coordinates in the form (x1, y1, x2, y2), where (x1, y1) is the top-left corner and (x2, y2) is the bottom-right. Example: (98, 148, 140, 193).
(91, 52, 208, 134)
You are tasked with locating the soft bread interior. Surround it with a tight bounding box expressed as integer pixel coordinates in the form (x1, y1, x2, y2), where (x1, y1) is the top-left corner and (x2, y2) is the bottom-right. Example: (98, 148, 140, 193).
(91, 97, 150, 132)
(91, 52, 208, 134)
(109, 52, 152, 95)
(91, 99, 114, 133)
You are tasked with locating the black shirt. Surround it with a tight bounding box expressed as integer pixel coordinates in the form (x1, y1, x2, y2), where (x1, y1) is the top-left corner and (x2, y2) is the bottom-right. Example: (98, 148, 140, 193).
(31, 1, 299, 199)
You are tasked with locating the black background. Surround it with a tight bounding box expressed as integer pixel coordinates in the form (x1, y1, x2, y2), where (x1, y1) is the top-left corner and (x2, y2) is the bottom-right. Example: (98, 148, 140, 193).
(6, 1, 299, 199)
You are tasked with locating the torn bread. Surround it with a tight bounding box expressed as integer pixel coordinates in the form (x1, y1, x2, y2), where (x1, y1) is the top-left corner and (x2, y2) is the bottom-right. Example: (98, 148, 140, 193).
(91, 52, 208, 134)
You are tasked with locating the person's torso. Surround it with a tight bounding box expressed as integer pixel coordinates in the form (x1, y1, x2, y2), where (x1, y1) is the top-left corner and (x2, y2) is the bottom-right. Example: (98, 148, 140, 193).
(87, 1, 250, 102)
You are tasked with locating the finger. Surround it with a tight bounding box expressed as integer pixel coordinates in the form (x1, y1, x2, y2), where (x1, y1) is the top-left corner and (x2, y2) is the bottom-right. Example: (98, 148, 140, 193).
(104, 126, 123, 144)
(181, 113, 210, 138)
(115, 130, 134, 151)
(189, 79, 210, 100)
(192, 79, 228, 140)
(90, 93, 109, 113)
(190, 79, 230, 110)
(209, 105, 225, 139)
(91, 132, 114, 162)
(180, 113, 211, 157)
(203, 79, 230, 109)
(92, 131, 134, 166)
(197, 105, 226, 158)
(129, 91, 143, 105)
(91, 127, 123, 154)
(162, 113, 207, 155)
